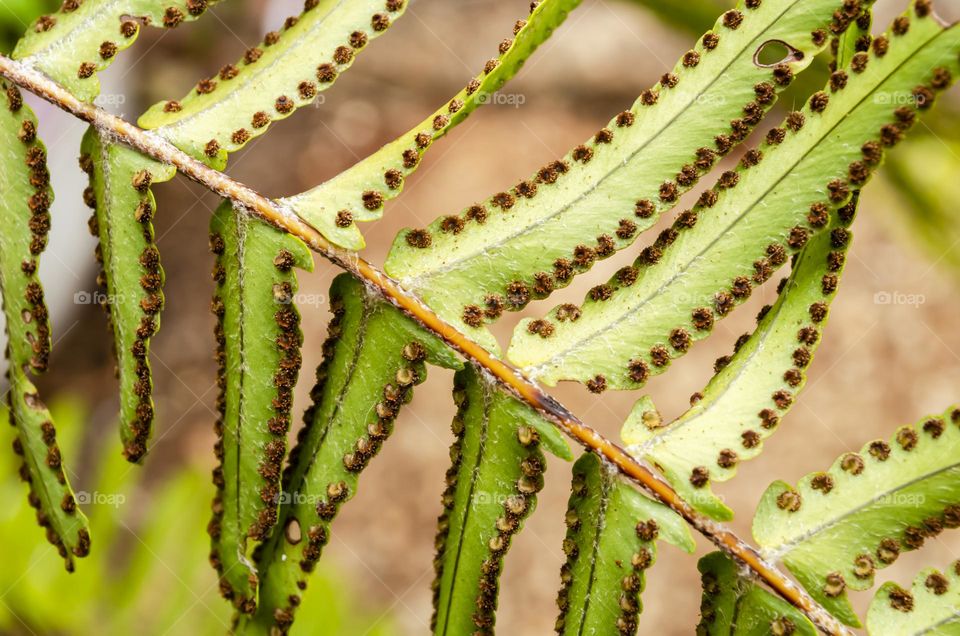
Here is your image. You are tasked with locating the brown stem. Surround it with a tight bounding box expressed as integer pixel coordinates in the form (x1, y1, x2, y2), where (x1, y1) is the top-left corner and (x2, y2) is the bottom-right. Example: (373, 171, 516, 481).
(0, 54, 851, 635)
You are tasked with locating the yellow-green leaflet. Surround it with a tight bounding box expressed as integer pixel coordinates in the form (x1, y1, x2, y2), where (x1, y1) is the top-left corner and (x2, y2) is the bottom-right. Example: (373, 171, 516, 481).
(140, 0, 407, 169)
(13, 0, 221, 102)
(867, 563, 960, 636)
(281, 0, 582, 249)
(430, 364, 570, 635)
(697, 552, 817, 636)
(510, 7, 959, 389)
(387, 0, 845, 353)
(754, 406, 960, 627)
(556, 453, 693, 635)
(0, 82, 90, 569)
(81, 128, 176, 462)
(208, 203, 313, 614)
(240, 274, 462, 634)
(621, 202, 856, 521)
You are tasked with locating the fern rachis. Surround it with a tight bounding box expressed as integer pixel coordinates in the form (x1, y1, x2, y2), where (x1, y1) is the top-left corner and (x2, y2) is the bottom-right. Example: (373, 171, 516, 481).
(0, 0, 958, 634)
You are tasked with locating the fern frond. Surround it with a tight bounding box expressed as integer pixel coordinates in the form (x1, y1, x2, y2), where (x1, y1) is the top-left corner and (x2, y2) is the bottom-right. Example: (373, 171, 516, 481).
(6, 368, 92, 570)
(510, 6, 959, 389)
(0, 83, 90, 569)
(697, 552, 817, 636)
(208, 202, 314, 614)
(282, 0, 581, 249)
(139, 0, 406, 169)
(13, 0, 217, 102)
(753, 406, 960, 627)
(621, 203, 855, 520)
(0, 86, 51, 374)
(80, 128, 176, 463)
(242, 273, 462, 634)
(556, 453, 693, 635)
(431, 364, 570, 636)
(867, 562, 960, 635)
(833, 1, 873, 69)
(386, 0, 843, 350)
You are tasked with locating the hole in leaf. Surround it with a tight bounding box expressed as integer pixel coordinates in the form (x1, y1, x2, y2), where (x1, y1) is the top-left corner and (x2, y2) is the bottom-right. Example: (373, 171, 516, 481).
(285, 517, 302, 544)
(754, 40, 804, 67)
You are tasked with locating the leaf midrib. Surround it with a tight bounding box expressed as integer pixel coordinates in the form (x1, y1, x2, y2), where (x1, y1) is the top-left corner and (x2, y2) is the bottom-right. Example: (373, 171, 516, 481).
(634, 237, 821, 455)
(98, 138, 138, 434)
(532, 26, 944, 374)
(255, 294, 373, 596)
(297, 293, 373, 491)
(17, 0, 126, 63)
(917, 608, 960, 635)
(157, 0, 347, 134)
(771, 461, 960, 556)
(575, 468, 612, 636)
(403, 0, 803, 287)
(440, 376, 493, 636)
(233, 212, 249, 539)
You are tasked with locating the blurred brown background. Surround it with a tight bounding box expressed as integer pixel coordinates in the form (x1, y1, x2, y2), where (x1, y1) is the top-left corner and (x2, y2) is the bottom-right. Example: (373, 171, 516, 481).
(25, 0, 960, 633)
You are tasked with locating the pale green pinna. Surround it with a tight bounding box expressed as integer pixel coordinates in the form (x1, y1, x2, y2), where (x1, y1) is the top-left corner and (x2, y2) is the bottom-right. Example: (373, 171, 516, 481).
(1, 0, 959, 634)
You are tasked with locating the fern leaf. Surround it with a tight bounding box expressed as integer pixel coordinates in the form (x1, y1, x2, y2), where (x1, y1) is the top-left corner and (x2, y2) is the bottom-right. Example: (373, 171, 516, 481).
(556, 453, 694, 635)
(867, 562, 960, 635)
(240, 273, 463, 634)
(386, 0, 843, 350)
(510, 6, 959, 389)
(6, 368, 92, 570)
(139, 0, 407, 169)
(753, 406, 960, 627)
(208, 202, 314, 614)
(282, 0, 581, 249)
(627, 0, 839, 98)
(621, 203, 856, 521)
(80, 129, 176, 463)
(0, 85, 51, 374)
(0, 83, 90, 570)
(697, 552, 817, 636)
(431, 364, 570, 635)
(13, 0, 217, 102)
(833, 2, 873, 69)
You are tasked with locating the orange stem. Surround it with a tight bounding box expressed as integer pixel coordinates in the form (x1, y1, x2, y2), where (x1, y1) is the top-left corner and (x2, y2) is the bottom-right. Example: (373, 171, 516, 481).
(0, 54, 851, 635)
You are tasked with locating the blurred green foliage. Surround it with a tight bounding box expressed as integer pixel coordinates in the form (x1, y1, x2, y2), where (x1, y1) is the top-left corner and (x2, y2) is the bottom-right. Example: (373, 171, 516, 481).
(0, 0, 56, 54)
(883, 122, 960, 282)
(0, 399, 397, 636)
(624, 0, 728, 34)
